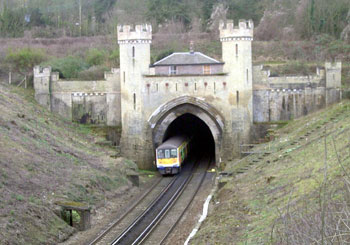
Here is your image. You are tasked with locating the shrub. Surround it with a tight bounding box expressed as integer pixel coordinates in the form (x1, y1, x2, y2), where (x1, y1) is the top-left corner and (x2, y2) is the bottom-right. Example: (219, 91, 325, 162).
(86, 48, 106, 66)
(108, 48, 120, 67)
(154, 49, 174, 63)
(6, 48, 46, 74)
(0, 7, 25, 38)
(269, 61, 313, 76)
(72, 210, 80, 223)
(327, 40, 350, 61)
(77, 65, 109, 80)
(42, 56, 88, 79)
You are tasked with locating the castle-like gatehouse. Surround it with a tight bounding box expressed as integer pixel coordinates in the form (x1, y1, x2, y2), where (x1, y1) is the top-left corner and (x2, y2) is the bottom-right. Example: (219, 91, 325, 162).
(33, 20, 342, 169)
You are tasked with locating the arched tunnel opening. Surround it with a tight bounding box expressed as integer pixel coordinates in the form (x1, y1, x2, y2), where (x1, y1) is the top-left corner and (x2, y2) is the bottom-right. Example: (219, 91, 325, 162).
(162, 113, 216, 163)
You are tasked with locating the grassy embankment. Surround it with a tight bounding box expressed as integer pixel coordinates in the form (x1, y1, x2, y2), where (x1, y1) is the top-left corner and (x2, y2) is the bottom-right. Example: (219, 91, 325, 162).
(193, 100, 350, 244)
(0, 82, 137, 244)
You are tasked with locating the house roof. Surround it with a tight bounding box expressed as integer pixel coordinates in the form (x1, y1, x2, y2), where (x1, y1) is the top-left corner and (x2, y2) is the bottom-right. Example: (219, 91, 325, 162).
(152, 52, 223, 66)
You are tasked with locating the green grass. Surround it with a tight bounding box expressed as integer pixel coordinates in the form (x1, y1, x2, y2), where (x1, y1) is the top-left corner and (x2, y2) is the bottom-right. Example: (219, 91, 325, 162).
(0, 82, 135, 244)
(193, 100, 350, 244)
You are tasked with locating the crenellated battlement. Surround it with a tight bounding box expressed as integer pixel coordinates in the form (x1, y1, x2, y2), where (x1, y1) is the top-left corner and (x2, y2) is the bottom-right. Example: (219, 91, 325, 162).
(325, 62, 342, 70)
(117, 24, 152, 44)
(33, 66, 51, 77)
(219, 19, 254, 41)
(104, 68, 120, 80)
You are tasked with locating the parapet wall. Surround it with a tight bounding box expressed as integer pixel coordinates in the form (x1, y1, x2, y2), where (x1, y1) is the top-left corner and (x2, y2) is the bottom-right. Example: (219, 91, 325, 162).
(117, 24, 152, 44)
(219, 19, 254, 40)
(253, 62, 342, 123)
(33, 66, 121, 126)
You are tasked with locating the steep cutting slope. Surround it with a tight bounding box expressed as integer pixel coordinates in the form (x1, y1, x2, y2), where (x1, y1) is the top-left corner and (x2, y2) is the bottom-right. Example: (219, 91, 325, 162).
(0, 82, 135, 244)
(192, 100, 350, 244)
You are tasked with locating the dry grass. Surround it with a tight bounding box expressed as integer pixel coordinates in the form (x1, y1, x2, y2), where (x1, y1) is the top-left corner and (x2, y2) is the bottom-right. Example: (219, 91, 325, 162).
(192, 100, 350, 244)
(0, 81, 135, 244)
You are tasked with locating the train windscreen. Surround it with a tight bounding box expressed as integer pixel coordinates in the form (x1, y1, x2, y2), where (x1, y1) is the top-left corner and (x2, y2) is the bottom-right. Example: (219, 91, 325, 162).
(157, 149, 177, 159)
(171, 149, 177, 158)
(165, 150, 170, 158)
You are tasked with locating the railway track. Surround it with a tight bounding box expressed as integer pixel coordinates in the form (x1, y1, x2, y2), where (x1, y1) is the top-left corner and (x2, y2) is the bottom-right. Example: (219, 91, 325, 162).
(111, 159, 198, 245)
(88, 177, 175, 245)
(88, 156, 211, 245)
(143, 157, 211, 245)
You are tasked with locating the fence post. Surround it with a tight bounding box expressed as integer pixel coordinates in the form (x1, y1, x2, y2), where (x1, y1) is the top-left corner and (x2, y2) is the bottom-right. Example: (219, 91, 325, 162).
(9, 72, 11, 84)
(24, 75, 27, 89)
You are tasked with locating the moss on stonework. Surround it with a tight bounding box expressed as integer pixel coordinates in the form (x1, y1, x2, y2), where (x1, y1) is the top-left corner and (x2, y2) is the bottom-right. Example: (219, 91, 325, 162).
(56, 201, 89, 210)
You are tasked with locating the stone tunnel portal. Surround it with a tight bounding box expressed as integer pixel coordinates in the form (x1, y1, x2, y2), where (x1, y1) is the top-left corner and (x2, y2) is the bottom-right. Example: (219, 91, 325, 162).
(149, 97, 224, 165)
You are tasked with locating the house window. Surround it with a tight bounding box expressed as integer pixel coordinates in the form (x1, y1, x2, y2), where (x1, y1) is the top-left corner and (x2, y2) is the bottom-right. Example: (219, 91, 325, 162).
(203, 65, 211, 75)
(170, 66, 177, 75)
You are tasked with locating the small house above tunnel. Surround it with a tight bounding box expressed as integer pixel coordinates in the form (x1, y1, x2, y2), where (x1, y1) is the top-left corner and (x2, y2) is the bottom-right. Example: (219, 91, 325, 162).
(148, 96, 224, 165)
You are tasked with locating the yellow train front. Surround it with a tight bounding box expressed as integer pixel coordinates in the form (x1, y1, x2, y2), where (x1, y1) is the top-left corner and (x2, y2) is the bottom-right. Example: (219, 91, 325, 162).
(156, 136, 189, 175)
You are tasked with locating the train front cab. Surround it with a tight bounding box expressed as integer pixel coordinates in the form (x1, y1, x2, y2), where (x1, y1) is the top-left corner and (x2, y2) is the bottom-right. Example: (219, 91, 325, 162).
(156, 148, 181, 175)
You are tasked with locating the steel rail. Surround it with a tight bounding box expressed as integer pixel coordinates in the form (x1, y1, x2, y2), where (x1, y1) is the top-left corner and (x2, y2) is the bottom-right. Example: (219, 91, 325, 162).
(134, 168, 196, 244)
(111, 159, 197, 245)
(110, 173, 182, 245)
(158, 158, 211, 244)
(87, 176, 167, 245)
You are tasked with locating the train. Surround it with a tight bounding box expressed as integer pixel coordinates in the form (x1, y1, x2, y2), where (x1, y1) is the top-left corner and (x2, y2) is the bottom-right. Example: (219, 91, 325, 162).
(156, 135, 190, 175)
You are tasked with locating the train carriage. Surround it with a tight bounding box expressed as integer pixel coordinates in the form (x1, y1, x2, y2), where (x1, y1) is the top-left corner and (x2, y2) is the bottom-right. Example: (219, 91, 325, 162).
(156, 136, 189, 175)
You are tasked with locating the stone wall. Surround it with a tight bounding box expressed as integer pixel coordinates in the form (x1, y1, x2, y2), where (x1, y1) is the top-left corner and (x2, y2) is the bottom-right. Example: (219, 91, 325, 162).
(116, 20, 255, 169)
(140, 74, 250, 167)
(33, 67, 121, 126)
(253, 62, 342, 123)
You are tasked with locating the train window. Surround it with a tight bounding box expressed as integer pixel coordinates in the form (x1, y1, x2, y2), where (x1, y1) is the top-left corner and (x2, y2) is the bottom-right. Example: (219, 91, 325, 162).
(165, 150, 170, 158)
(171, 149, 177, 158)
(157, 150, 164, 159)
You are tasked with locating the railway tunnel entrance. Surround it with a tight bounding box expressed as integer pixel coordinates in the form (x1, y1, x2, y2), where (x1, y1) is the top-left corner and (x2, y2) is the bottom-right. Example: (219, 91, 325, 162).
(163, 113, 215, 160)
(148, 96, 224, 165)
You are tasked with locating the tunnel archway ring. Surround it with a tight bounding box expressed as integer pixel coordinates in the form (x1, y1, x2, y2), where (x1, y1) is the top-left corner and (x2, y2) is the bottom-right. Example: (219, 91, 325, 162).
(148, 96, 225, 163)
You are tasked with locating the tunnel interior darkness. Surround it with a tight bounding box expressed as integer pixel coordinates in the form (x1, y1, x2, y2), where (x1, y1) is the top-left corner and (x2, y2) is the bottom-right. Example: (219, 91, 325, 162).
(162, 113, 215, 161)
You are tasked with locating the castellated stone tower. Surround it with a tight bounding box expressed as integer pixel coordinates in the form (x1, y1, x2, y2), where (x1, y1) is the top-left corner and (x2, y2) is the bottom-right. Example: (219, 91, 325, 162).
(33, 66, 52, 110)
(325, 62, 342, 88)
(220, 19, 253, 89)
(219, 19, 254, 153)
(117, 24, 152, 164)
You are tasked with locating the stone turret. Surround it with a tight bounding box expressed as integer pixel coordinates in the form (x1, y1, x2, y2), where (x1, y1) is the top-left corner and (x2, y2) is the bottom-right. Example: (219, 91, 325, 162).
(117, 24, 152, 43)
(33, 66, 52, 110)
(118, 24, 153, 167)
(219, 19, 254, 157)
(219, 19, 254, 89)
(117, 24, 152, 85)
(219, 19, 254, 41)
(325, 62, 342, 88)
